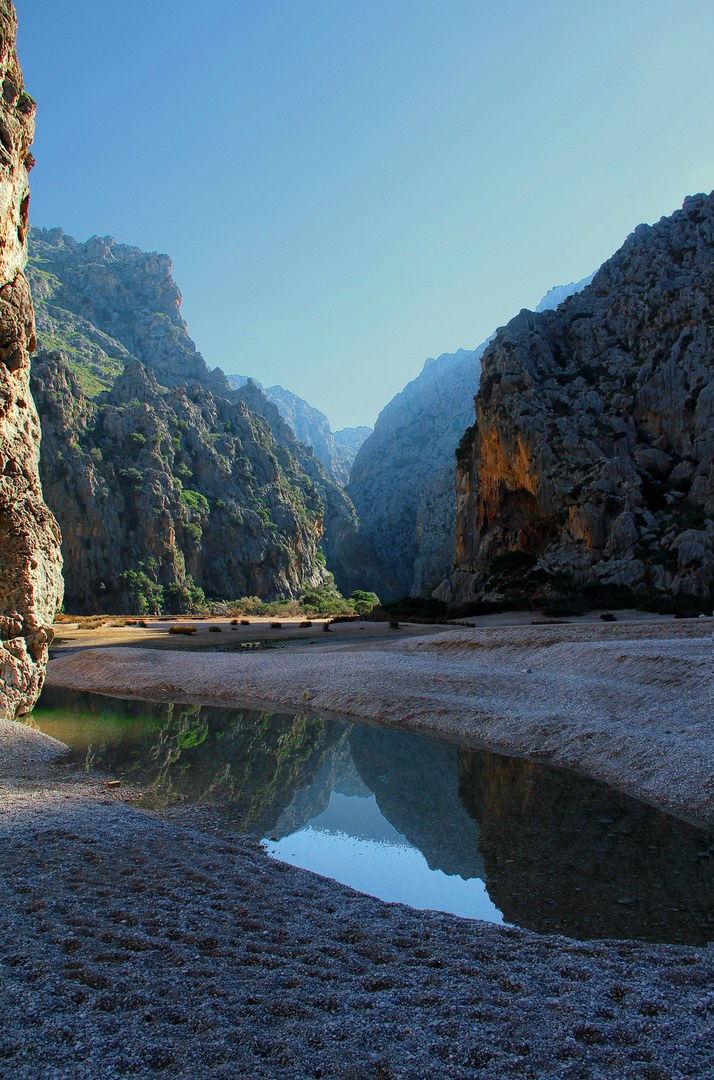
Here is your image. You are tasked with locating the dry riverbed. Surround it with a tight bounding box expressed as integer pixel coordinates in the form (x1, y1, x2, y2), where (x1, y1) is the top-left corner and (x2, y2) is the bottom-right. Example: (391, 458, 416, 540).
(1, 616, 712, 1078)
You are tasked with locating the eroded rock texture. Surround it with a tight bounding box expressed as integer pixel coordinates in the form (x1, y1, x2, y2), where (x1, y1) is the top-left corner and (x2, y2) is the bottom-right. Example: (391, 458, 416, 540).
(442, 192, 714, 604)
(0, 2, 62, 717)
(227, 376, 371, 487)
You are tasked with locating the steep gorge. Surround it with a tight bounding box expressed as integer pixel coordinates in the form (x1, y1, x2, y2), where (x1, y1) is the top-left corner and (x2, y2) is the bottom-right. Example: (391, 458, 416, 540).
(0, 1, 62, 716)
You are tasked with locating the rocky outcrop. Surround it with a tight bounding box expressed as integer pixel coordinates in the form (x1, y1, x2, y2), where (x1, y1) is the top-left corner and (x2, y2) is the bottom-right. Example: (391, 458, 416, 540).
(31, 355, 338, 613)
(227, 375, 371, 486)
(441, 192, 714, 605)
(26, 225, 361, 611)
(0, 3, 62, 717)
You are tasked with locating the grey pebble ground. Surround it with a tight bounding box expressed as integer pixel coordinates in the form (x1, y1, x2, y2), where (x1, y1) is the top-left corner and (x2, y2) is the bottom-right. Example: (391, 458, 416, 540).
(1, 620, 712, 1079)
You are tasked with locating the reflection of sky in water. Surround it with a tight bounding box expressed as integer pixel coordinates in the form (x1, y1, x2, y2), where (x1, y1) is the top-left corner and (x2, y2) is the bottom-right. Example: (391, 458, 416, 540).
(262, 792, 504, 922)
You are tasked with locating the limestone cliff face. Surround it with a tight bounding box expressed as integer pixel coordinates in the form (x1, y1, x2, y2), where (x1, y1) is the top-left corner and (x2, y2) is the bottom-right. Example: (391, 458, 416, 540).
(344, 347, 485, 600)
(27, 225, 359, 611)
(31, 355, 333, 613)
(0, 3, 62, 717)
(443, 192, 714, 604)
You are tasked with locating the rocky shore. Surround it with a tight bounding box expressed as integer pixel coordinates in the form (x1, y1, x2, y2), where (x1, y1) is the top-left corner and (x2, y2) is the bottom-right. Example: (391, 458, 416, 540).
(1, 730, 713, 1080)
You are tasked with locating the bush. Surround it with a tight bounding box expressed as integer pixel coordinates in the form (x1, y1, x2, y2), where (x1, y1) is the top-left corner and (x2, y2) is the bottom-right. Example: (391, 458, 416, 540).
(181, 489, 210, 515)
(209, 625, 222, 632)
(169, 625, 197, 635)
(164, 576, 206, 615)
(119, 467, 143, 489)
(350, 590, 380, 615)
(300, 582, 353, 616)
(117, 569, 163, 615)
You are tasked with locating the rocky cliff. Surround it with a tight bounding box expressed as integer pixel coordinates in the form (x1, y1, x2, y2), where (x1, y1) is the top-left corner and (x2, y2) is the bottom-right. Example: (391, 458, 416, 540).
(441, 192, 714, 607)
(226, 375, 371, 486)
(0, 2, 62, 717)
(31, 355, 339, 613)
(27, 226, 230, 398)
(343, 281, 596, 603)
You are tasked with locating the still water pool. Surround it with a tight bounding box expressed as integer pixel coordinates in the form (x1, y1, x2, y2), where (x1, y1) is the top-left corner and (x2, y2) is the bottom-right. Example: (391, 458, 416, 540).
(25, 686, 713, 946)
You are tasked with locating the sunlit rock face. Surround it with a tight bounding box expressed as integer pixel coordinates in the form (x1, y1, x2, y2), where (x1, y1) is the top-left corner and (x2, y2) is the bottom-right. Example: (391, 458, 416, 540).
(227, 376, 372, 488)
(27, 226, 360, 612)
(442, 193, 714, 604)
(458, 748, 713, 945)
(0, 1, 63, 717)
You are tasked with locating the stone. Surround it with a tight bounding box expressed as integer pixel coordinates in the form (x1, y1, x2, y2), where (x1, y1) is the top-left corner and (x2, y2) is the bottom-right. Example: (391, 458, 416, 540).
(0, 1, 62, 717)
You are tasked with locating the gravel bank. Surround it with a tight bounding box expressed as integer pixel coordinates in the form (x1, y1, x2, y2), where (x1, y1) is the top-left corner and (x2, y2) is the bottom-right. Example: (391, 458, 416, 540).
(47, 619, 714, 826)
(2, 618, 711, 1078)
(1, 762, 714, 1080)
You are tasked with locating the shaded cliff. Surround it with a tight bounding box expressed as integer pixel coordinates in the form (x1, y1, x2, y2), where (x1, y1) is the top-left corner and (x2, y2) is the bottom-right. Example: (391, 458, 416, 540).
(31, 355, 337, 613)
(344, 347, 486, 600)
(442, 192, 714, 606)
(0, 2, 62, 716)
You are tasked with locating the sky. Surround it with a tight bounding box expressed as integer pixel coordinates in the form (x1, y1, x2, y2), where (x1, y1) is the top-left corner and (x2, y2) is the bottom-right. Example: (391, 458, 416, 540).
(16, 0, 714, 430)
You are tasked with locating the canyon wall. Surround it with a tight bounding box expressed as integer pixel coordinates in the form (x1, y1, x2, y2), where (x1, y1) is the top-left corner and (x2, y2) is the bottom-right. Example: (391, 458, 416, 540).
(440, 193, 714, 605)
(0, 2, 62, 716)
(226, 374, 371, 486)
(31, 355, 346, 613)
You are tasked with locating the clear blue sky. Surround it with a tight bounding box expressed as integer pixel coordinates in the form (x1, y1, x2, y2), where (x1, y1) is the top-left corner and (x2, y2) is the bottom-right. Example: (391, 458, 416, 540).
(16, 0, 714, 430)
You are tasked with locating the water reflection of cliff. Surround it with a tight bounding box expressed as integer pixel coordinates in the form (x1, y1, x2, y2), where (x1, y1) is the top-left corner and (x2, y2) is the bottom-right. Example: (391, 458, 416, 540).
(34, 687, 348, 834)
(273, 727, 486, 884)
(348, 727, 485, 881)
(458, 748, 714, 946)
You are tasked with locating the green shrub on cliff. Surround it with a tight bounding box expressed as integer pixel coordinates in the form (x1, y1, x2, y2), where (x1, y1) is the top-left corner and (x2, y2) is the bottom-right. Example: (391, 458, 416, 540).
(181, 489, 210, 515)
